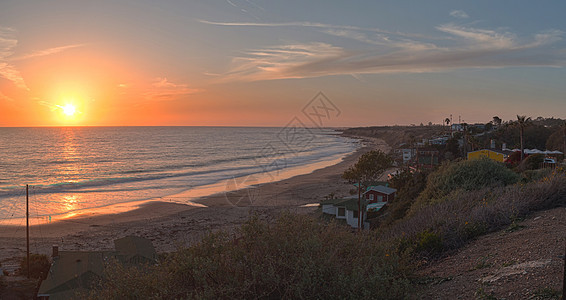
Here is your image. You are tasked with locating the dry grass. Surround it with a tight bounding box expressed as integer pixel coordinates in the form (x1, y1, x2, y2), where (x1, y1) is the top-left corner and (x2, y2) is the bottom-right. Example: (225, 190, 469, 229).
(88, 213, 412, 299)
(383, 171, 566, 257)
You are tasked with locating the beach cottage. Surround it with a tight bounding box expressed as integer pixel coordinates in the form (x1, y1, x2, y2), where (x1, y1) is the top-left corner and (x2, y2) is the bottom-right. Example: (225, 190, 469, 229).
(320, 197, 369, 229)
(364, 185, 397, 203)
(37, 236, 156, 299)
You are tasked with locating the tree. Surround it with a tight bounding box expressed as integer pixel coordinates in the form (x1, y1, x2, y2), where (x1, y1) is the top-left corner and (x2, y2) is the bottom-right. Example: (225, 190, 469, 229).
(342, 150, 393, 184)
(516, 115, 532, 161)
(493, 116, 502, 127)
(342, 150, 393, 229)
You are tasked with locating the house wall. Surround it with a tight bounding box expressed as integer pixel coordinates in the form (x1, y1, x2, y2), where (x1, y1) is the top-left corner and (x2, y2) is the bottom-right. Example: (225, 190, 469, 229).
(365, 190, 394, 203)
(322, 204, 336, 215)
(346, 210, 367, 228)
(468, 150, 504, 162)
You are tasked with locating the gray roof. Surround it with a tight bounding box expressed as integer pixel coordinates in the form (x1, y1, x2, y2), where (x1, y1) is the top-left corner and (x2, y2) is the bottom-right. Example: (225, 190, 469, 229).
(37, 251, 110, 298)
(114, 236, 156, 263)
(364, 185, 397, 195)
(38, 236, 155, 298)
(332, 198, 364, 211)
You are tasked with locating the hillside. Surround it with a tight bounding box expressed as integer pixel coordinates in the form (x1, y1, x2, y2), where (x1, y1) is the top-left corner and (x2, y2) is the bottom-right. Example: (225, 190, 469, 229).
(415, 206, 565, 299)
(343, 125, 447, 148)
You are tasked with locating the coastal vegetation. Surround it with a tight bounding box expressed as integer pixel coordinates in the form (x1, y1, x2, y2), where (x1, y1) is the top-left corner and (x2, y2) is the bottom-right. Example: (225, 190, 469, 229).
(65, 118, 566, 298)
(17, 253, 50, 280)
(410, 158, 520, 212)
(85, 157, 566, 298)
(87, 214, 411, 299)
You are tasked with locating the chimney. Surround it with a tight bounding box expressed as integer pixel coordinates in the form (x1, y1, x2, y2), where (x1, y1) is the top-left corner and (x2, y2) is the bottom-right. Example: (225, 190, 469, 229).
(52, 245, 59, 258)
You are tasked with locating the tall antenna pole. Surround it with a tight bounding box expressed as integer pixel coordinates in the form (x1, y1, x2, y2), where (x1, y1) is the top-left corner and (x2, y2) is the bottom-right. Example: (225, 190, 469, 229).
(26, 184, 30, 279)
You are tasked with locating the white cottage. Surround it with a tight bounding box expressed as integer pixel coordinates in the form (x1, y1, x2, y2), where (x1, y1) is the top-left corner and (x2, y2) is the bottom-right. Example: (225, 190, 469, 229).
(320, 197, 369, 229)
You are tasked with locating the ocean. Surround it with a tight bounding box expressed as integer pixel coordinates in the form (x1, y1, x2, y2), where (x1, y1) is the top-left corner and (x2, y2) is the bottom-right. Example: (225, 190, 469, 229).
(0, 127, 358, 223)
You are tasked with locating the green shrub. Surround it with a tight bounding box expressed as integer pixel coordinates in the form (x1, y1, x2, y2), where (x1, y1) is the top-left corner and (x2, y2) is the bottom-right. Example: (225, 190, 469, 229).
(386, 169, 430, 224)
(411, 158, 519, 212)
(17, 253, 50, 280)
(414, 230, 443, 255)
(519, 153, 544, 171)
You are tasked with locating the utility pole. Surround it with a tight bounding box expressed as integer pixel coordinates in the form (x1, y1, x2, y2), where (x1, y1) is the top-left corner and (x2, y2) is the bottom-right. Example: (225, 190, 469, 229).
(26, 184, 30, 279)
(357, 179, 361, 231)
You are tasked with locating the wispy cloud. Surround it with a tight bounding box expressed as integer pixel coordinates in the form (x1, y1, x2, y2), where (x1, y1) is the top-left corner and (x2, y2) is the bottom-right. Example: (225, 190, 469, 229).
(220, 24, 565, 81)
(0, 27, 28, 90)
(198, 19, 434, 39)
(450, 10, 469, 19)
(0, 26, 85, 91)
(144, 77, 201, 101)
(0, 90, 15, 102)
(11, 43, 85, 61)
(437, 24, 516, 49)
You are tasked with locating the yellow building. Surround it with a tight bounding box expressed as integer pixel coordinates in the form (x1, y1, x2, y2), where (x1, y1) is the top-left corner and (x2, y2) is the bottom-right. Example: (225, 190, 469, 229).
(467, 149, 507, 162)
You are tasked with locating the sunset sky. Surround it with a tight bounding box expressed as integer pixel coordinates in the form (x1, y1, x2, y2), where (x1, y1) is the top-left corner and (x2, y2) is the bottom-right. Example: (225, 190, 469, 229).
(1, 1, 565, 127)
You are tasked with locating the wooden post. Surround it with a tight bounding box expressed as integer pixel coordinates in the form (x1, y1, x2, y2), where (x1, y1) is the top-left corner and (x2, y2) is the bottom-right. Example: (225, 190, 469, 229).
(357, 180, 361, 231)
(26, 184, 30, 279)
(562, 241, 565, 300)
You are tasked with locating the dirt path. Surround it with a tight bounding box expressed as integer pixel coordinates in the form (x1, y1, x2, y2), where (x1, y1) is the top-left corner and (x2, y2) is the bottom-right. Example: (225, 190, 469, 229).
(415, 206, 566, 299)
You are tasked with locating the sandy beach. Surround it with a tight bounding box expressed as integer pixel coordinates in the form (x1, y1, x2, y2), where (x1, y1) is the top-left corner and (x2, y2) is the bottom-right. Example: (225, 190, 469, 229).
(0, 137, 389, 273)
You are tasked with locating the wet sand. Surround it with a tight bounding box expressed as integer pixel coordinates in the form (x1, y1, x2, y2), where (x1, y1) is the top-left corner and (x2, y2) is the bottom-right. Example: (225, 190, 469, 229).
(0, 137, 389, 272)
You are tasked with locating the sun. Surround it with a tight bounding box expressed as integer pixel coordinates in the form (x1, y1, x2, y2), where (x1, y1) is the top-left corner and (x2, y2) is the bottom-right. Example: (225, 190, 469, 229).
(61, 104, 77, 116)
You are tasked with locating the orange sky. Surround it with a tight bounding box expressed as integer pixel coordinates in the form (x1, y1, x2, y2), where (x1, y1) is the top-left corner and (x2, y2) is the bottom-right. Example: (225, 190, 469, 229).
(1, 1, 566, 127)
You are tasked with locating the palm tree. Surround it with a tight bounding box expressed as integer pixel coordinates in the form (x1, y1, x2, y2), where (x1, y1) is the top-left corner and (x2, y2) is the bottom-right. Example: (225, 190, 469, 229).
(445, 118, 451, 136)
(516, 115, 532, 161)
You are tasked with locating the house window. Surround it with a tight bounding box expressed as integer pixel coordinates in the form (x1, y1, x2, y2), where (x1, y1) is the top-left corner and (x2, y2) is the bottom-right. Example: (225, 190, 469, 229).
(377, 195, 383, 202)
(352, 210, 359, 219)
(369, 194, 374, 200)
(338, 207, 345, 217)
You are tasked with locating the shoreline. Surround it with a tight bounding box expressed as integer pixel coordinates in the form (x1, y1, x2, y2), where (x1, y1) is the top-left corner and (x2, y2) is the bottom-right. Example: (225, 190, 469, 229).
(0, 137, 389, 272)
(0, 145, 357, 227)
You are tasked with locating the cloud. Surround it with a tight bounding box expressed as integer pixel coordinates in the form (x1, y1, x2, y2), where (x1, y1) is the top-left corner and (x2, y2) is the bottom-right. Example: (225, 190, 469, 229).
(144, 77, 201, 100)
(221, 25, 565, 81)
(198, 19, 434, 39)
(0, 27, 28, 90)
(0, 90, 15, 102)
(11, 43, 85, 61)
(0, 26, 84, 91)
(450, 10, 469, 19)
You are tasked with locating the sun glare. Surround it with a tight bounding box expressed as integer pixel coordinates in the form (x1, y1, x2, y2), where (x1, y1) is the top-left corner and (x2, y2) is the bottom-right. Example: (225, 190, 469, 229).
(62, 104, 77, 116)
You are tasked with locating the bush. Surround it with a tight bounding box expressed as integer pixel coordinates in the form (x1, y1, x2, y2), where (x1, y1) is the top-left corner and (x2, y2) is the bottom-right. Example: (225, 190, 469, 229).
(522, 168, 553, 183)
(385, 172, 566, 258)
(411, 158, 519, 212)
(17, 254, 50, 280)
(518, 153, 544, 171)
(90, 213, 411, 299)
(414, 230, 443, 255)
(385, 169, 430, 224)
